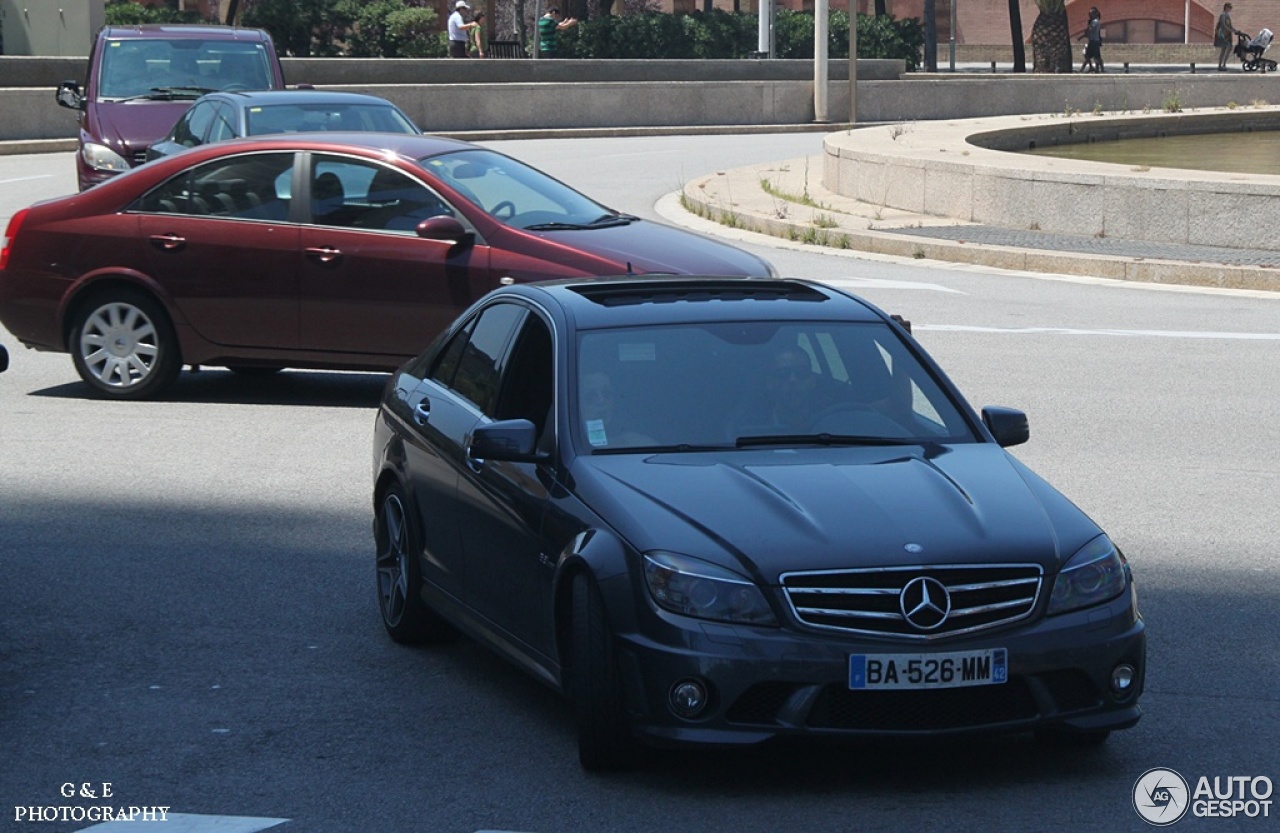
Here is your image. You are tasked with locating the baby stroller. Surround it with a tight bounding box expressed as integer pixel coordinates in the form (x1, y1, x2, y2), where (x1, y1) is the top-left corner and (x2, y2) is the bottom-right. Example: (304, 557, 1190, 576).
(1235, 29, 1278, 72)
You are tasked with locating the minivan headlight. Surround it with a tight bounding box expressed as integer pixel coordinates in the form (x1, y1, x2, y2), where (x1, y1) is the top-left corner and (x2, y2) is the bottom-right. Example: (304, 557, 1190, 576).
(643, 552, 777, 625)
(1047, 535, 1128, 615)
(82, 142, 130, 173)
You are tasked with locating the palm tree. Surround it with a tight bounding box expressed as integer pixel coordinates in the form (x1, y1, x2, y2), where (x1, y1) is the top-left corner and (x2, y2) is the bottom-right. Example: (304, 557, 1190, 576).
(1030, 0, 1071, 72)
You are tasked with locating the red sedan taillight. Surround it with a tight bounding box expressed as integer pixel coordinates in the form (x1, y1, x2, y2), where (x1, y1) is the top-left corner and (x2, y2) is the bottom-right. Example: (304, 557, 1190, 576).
(0, 208, 28, 271)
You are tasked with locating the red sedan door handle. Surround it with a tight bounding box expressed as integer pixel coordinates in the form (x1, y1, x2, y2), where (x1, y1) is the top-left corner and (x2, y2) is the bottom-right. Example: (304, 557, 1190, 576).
(305, 246, 342, 264)
(148, 233, 186, 251)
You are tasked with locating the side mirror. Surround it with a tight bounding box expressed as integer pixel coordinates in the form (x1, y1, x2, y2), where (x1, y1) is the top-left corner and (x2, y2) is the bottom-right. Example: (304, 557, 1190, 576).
(56, 81, 85, 111)
(416, 215, 474, 247)
(469, 419, 546, 463)
(982, 406, 1029, 448)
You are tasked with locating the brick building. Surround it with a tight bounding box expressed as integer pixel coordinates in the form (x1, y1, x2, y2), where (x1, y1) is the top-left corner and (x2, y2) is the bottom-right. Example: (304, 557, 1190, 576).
(669, 0, 1273, 45)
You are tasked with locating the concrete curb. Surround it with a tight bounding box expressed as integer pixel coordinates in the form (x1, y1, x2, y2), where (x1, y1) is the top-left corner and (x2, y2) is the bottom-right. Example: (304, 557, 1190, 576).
(680, 156, 1280, 293)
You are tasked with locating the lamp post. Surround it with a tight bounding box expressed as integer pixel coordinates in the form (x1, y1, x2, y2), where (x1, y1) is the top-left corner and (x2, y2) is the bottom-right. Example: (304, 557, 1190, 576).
(815, 0, 829, 122)
(848, 3, 858, 124)
(949, 0, 957, 70)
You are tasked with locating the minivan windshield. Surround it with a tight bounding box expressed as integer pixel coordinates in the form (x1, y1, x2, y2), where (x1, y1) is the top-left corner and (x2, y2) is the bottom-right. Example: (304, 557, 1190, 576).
(99, 39, 274, 99)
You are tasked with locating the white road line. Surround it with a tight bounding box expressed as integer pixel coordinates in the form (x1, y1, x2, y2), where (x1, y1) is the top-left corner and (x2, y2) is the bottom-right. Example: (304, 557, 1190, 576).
(917, 324, 1280, 340)
(0, 175, 55, 185)
(823, 277, 962, 293)
(78, 814, 288, 832)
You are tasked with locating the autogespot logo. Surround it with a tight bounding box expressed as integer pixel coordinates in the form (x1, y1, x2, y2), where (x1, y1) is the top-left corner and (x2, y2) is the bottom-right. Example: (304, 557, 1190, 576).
(1134, 768, 1190, 826)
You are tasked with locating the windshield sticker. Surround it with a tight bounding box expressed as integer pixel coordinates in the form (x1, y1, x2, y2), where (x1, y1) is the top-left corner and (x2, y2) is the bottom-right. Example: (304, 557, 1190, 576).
(618, 343, 656, 362)
(586, 419, 609, 447)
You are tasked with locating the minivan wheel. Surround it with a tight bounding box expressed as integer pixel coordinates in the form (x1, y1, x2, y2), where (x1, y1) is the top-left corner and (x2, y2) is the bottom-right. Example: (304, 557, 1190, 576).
(375, 486, 449, 644)
(70, 290, 181, 400)
(569, 572, 637, 771)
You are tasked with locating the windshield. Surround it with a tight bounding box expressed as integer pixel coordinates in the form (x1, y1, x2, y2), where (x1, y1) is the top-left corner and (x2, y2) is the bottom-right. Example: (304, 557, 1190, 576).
(416, 149, 619, 229)
(247, 103, 419, 135)
(575, 321, 978, 453)
(99, 39, 274, 99)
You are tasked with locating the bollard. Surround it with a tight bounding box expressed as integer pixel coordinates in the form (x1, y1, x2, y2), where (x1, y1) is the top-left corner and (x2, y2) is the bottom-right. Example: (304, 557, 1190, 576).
(1191, 62, 1197, 73)
(1124, 62, 1130, 73)
(991, 60, 997, 73)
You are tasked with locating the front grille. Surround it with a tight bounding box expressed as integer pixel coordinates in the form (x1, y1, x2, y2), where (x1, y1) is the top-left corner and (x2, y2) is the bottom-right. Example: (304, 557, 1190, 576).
(725, 671, 1102, 732)
(782, 564, 1042, 639)
(1038, 669, 1101, 712)
(807, 679, 1039, 731)
(726, 682, 799, 726)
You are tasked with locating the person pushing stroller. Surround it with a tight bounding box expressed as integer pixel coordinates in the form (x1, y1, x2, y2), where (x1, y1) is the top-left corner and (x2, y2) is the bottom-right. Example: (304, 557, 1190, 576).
(1217, 3, 1246, 70)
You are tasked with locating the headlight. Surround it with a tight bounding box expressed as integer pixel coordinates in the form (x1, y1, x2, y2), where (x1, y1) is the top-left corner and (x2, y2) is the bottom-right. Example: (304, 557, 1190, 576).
(643, 552, 777, 625)
(1047, 535, 1128, 615)
(82, 142, 131, 173)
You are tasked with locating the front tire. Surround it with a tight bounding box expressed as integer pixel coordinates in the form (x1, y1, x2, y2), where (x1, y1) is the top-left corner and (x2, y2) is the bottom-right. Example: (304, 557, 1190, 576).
(569, 572, 637, 771)
(375, 485, 448, 644)
(70, 290, 181, 400)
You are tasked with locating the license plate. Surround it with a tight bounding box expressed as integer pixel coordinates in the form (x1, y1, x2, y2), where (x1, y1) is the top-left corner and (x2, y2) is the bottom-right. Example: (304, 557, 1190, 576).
(849, 648, 1007, 690)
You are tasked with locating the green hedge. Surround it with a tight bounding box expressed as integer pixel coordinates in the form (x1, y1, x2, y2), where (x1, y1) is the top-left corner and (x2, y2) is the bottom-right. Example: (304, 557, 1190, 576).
(104, 1, 920, 67)
(561, 10, 922, 70)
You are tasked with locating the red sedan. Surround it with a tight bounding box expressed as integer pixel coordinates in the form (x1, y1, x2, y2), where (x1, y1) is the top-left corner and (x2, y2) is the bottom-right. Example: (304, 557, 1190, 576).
(0, 133, 774, 399)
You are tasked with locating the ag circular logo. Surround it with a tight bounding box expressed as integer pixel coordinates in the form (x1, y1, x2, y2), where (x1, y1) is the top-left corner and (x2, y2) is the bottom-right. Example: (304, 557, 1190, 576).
(1134, 768, 1190, 826)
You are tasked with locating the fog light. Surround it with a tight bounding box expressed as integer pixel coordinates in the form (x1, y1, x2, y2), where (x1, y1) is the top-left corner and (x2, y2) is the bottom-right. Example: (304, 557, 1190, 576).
(1111, 663, 1136, 695)
(669, 679, 708, 719)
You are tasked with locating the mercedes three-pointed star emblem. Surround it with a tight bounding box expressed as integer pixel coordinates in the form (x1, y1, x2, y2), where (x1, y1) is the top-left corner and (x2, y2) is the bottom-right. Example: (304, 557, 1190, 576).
(900, 576, 951, 631)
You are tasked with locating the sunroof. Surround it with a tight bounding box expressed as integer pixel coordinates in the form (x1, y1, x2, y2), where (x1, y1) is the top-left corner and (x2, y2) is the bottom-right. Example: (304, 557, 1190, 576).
(569, 278, 828, 307)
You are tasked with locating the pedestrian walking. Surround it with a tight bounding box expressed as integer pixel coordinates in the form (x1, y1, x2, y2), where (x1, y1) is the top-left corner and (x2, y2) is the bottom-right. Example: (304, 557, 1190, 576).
(448, 1, 479, 59)
(1217, 3, 1244, 70)
(1079, 7, 1104, 73)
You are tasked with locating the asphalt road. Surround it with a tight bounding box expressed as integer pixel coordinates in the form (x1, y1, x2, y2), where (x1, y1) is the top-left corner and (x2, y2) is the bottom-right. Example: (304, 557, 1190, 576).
(1, 138, 1278, 832)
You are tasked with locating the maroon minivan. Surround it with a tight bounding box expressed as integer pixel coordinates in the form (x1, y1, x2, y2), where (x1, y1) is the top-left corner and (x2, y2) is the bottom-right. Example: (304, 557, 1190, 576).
(56, 24, 286, 191)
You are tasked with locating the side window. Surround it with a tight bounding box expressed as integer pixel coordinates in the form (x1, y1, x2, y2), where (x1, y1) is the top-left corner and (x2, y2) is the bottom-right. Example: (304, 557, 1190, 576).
(496, 315, 553, 439)
(134, 152, 294, 221)
(429, 317, 477, 389)
(309, 155, 454, 230)
(446, 304, 526, 416)
(205, 102, 238, 143)
(173, 102, 214, 148)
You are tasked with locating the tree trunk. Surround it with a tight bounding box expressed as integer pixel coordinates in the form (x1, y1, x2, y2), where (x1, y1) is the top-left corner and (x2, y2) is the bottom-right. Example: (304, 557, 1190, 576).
(1031, 9, 1071, 72)
(1007, 0, 1025, 72)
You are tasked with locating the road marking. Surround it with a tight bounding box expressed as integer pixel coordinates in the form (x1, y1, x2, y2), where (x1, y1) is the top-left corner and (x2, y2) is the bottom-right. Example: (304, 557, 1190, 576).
(0, 175, 55, 185)
(78, 814, 288, 832)
(824, 277, 962, 293)
(917, 324, 1280, 340)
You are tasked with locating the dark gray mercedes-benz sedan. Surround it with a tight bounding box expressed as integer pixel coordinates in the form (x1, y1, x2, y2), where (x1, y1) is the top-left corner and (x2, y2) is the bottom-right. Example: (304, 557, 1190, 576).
(370, 276, 1145, 770)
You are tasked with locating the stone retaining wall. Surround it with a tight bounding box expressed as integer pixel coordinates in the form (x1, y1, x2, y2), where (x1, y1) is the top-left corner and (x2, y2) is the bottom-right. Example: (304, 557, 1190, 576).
(822, 108, 1280, 250)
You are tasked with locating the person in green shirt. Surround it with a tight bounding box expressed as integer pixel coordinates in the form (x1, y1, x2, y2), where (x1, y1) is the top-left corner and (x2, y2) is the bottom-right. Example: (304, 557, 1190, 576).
(538, 7, 578, 59)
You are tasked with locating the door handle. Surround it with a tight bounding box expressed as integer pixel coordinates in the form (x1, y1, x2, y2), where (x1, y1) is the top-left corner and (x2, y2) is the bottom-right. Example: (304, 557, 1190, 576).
(305, 246, 342, 263)
(148, 233, 186, 251)
(412, 401, 430, 426)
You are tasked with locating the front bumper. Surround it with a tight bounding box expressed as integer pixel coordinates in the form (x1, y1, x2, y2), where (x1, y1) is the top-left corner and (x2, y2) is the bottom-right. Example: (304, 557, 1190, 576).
(607, 577, 1144, 747)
